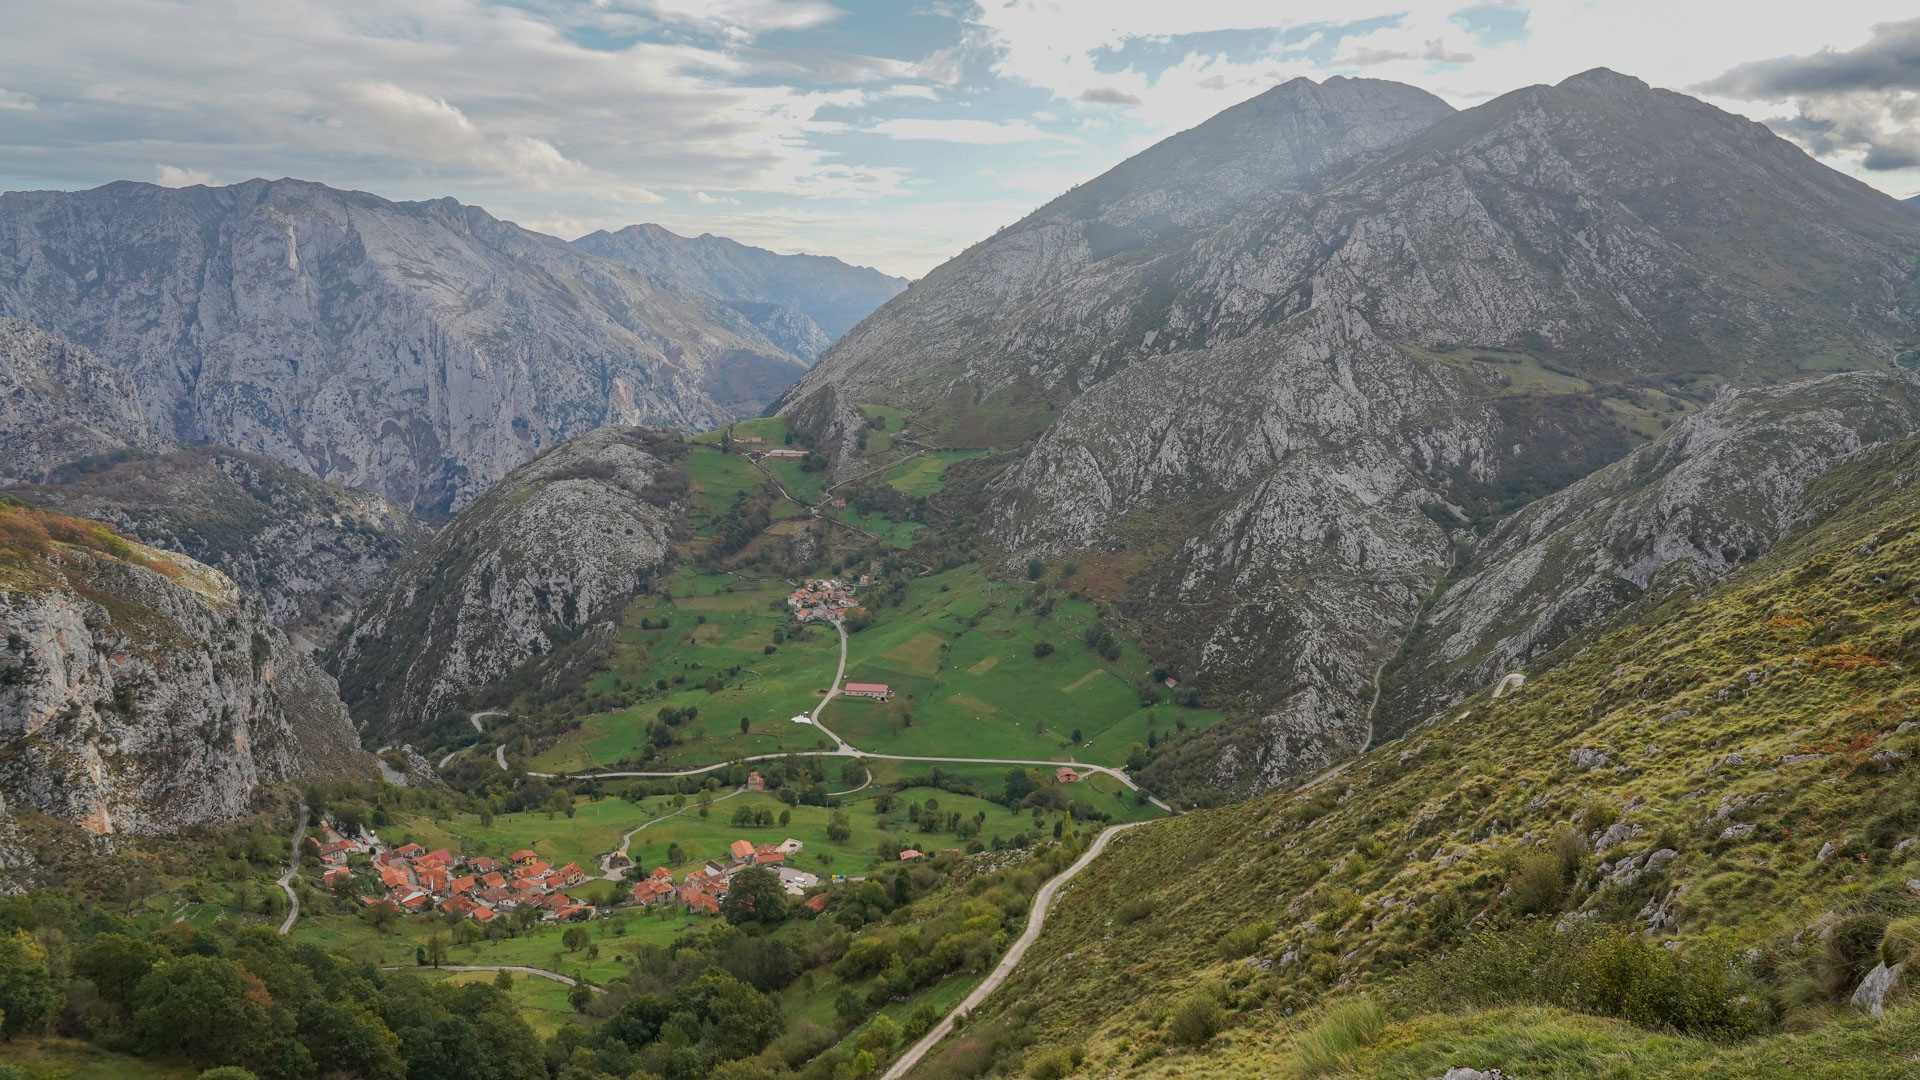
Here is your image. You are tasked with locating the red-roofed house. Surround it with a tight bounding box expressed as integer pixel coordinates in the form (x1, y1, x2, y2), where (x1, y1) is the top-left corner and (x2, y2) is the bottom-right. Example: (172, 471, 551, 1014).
(449, 876, 477, 895)
(393, 843, 425, 858)
(898, 849, 924, 861)
(729, 840, 755, 861)
(746, 771, 764, 791)
(481, 871, 507, 888)
(802, 893, 828, 914)
(632, 879, 675, 905)
(471, 905, 496, 923)
(396, 890, 429, 910)
(379, 865, 410, 889)
(427, 848, 456, 867)
(651, 866, 673, 880)
(323, 867, 352, 889)
(468, 857, 501, 874)
(842, 682, 891, 700)
(439, 895, 478, 918)
(685, 892, 720, 915)
(1055, 767, 1080, 783)
(753, 846, 785, 866)
(511, 849, 540, 866)
(418, 868, 449, 895)
(556, 862, 584, 886)
(412, 853, 444, 873)
(514, 861, 551, 880)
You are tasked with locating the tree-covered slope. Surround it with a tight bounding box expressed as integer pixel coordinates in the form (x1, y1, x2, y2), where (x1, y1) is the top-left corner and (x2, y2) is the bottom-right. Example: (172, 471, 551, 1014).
(906, 428, 1920, 1078)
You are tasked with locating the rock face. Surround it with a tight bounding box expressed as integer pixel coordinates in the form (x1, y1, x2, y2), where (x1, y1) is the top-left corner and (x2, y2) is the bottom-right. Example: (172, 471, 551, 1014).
(0, 502, 370, 834)
(1380, 372, 1920, 733)
(787, 70, 1920, 800)
(9, 447, 429, 645)
(0, 179, 809, 515)
(572, 223, 908, 361)
(331, 427, 685, 741)
(0, 318, 160, 482)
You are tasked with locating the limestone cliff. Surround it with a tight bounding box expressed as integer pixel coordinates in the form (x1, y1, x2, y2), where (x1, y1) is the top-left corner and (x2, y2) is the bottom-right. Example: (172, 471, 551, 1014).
(0, 318, 159, 482)
(0, 501, 370, 834)
(331, 427, 685, 741)
(0, 179, 808, 515)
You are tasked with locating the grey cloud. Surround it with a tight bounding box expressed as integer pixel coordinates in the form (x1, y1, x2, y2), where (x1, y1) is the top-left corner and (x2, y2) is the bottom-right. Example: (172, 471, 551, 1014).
(1701, 17, 1920, 96)
(1703, 19, 1920, 172)
(1335, 39, 1474, 67)
(1078, 87, 1142, 105)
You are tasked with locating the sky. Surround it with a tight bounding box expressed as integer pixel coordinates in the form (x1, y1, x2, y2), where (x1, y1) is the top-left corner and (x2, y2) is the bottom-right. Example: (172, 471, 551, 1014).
(2, 2, 1918, 278)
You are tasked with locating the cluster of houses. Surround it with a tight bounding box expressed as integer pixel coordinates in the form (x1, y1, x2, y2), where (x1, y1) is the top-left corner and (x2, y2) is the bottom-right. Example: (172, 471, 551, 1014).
(628, 836, 821, 915)
(786, 577, 868, 623)
(318, 830, 597, 923)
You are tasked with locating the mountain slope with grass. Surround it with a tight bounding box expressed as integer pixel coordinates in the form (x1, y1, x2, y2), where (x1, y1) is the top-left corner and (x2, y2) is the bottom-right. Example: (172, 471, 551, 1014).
(0, 499, 371, 836)
(788, 69, 1920, 798)
(898, 428, 1920, 1079)
(330, 427, 688, 743)
(10, 446, 429, 645)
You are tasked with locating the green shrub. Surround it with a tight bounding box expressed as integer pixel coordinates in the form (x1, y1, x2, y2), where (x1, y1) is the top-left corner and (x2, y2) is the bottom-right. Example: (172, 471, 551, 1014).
(1114, 898, 1155, 925)
(1167, 993, 1225, 1046)
(1027, 1048, 1074, 1080)
(1822, 913, 1888, 1000)
(1290, 998, 1387, 1077)
(1506, 851, 1569, 916)
(1414, 925, 1770, 1038)
(1883, 917, 1920, 966)
(1218, 920, 1275, 961)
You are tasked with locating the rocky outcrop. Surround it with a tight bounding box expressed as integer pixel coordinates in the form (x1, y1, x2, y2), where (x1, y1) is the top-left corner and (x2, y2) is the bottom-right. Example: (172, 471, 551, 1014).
(331, 427, 685, 741)
(573, 222, 908, 358)
(0, 503, 371, 834)
(0, 179, 809, 515)
(1380, 372, 1920, 733)
(10, 447, 429, 646)
(0, 318, 160, 482)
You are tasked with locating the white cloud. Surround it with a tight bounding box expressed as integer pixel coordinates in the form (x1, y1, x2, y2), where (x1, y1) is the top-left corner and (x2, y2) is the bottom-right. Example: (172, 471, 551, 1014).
(692, 190, 741, 204)
(0, 89, 34, 111)
(869, 117, 1058, 143)
(154, 164, 214, 187)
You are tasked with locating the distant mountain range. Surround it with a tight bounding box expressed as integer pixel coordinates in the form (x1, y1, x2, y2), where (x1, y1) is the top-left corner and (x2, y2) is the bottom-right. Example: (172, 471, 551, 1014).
(0, 180, 898, 515)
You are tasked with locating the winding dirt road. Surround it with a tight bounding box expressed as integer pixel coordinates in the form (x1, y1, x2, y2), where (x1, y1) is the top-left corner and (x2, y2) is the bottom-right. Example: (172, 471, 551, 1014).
(277, 801, 309, 935)
(880, 820, 1147, 1080)
(381, 964, 604, 992)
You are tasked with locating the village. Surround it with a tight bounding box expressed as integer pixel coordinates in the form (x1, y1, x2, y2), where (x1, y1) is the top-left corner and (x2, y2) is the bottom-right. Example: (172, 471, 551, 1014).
(785, 575, 869, 623)
(308, 824, 597, 925)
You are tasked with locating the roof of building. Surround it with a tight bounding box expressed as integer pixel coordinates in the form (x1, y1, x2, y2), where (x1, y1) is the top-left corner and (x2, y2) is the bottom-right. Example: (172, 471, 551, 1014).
(845, 682, 890, 693)
(730, 839, 754, 859)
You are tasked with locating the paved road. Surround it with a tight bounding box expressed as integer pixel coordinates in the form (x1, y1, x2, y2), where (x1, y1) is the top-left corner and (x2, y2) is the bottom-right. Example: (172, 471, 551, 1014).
(277, 801, 309, 935)
(881, 820, 1147, 1080)
(381, 964, 603, 992)
(497, 743, 510, 771)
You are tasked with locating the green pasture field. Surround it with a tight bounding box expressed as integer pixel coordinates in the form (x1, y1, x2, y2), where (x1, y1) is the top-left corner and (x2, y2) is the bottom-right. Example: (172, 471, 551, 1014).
(0, 1038, 196, 1080)
(881, 449, 988, 496)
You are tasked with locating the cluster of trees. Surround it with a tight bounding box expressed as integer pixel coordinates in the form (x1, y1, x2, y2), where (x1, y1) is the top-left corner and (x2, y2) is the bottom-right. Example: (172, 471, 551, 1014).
(0, 895, 543, 1080)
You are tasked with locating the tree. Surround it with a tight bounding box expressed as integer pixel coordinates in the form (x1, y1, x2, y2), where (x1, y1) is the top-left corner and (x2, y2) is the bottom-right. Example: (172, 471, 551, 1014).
(493, 969, 513, 992)
(296, 999, 404, 1080)
(567, 980, 595, 1012)
(857, 1013, 901, 1057)
(0, 929, 58, 1039)
(404, 1016, 492, 1080)
(778, 809, 791, 826)
(1032, 640, 1053, 658)
(825, 811, 852, 843)
(133, 956, 277, 1066)
(73, 932, 165, 1016)
(720, 866, 789, 925)
(740, 716, 751, 734)
(1168, 993, 1225, 1046)
(562, 927, 590, 952)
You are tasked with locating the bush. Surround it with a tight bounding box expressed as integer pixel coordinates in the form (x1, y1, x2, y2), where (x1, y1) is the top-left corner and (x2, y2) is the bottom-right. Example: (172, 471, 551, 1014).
(1027, 1048, 1074, 1080)
(1168, 992, 1225, 1046)
(1506, 851, 1569, 916)
(1883, 917, 1920, 967)
(1291, 998, 1386, 1077)
(1823, 913, 1888, 1000)
(1217, 920, 1275, 961)
(1414, 925, 1770, 1038)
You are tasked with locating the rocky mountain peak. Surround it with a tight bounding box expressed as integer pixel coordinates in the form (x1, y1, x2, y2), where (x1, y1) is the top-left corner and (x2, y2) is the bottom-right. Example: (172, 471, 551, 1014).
(1555, 66, 1654, 96)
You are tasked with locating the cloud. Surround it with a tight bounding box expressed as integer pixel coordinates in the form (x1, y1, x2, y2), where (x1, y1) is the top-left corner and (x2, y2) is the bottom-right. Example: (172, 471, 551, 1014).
(0, 89, 33, 111)
(868, 117, 1058, 143)
(154, 164, 214, 187)
(1701, 17, 1920, 96)
(1334, 38, 1474, 67)
(1078, 86, 1142, 105)
(692, 191, 741, 204)
(1702, 17, 1920, 172)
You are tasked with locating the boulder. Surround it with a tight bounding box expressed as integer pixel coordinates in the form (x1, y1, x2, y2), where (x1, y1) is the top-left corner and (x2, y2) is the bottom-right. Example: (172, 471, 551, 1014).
(1851, 962, 1904, 1015)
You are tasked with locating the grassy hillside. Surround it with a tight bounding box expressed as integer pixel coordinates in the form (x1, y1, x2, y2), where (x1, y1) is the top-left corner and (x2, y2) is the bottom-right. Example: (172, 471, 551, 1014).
(904, 432, 1920, 1078)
